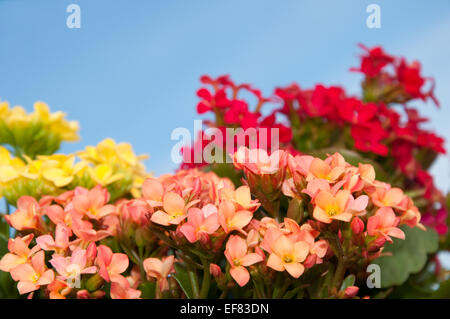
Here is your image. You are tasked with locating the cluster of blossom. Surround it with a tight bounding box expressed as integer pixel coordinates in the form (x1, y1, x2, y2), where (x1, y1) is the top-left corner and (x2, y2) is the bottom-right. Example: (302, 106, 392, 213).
(0, 101, 79, 158)
(180, 45, 447, 235)
(0, 138, 149, 205)
(1, 146, 421, 298)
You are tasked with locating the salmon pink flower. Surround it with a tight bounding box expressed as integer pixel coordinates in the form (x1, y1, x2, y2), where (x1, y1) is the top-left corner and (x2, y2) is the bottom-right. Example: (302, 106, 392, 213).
(287, 154, 314, 177)
(234, 147, 286, 175)
(224, 235, 263, 287)
(179, 206, 220, 243)
(110, 275, 141, 299)
(0, 234, 40, 272)
(307, 156, 346, 183)
(72, 185, 116, 220)
(266, 234, 310, 278)
(313, 190, 367, 224)
(370, 187, 404, 209)
(151, 192, 188, 226)
(221, 185, 260, 212)
(50, 249, 97, 281)
(44, 204, 82, 230)
(397, 197, 425, 230)
(5, 196, 42, 231)
(358, 163, 376, 186)
(96, 245, 129, 283)
(303, 239, 329, 268)
(367, 207, 405, 243)
(218, 200, 253, 234)
(10, 251, 54, 295)
(36, 223, 70, 254)
(48, 279, 72, 299)
(142, 178, 164, 207)
(70, 217, 111, 243)
(143, 255, 175, 291)
(301, 178, 344, 202)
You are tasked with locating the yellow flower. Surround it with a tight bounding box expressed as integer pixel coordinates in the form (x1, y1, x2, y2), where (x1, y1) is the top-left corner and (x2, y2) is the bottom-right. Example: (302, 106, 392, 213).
(78, 138, 148, 168)
(40, 154, 86, 187)
(0, 147, 25, 183)
(88, 163, 123, 186)
(0, 100, 79, 158)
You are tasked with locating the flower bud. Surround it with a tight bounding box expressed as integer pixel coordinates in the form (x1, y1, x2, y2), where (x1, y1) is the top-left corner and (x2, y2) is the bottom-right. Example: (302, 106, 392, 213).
(344, 286, 359, 298)
(85, 273, 104, 292)
(351, 217, 364, 235)
(86, 242, 97, 266)
(209, 263, 222, 277)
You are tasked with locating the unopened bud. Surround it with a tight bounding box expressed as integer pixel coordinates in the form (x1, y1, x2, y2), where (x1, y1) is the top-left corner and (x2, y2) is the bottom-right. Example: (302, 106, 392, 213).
(344, 286, 359, 298)
(86, 273, 104, 292)
(351, 217, 364, 235)
(209, 264, 222, 277)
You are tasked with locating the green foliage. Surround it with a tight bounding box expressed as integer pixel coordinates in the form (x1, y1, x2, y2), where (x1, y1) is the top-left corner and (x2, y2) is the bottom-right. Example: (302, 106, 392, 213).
(429, 278, 450, 299)
(373, 226, 438, 288)
(172, 263, 194, 299)
(340, 274, 356, 291)
(0, 121, 62, 159)
(138, 281, 156, 299)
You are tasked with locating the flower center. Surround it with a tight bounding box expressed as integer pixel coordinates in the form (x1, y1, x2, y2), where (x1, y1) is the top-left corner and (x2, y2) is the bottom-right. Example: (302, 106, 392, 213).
(326, 205, 340, 216)
(170, 211, 184, 219)
(283, 255, 293, 263)
(32, 274, 40, 283)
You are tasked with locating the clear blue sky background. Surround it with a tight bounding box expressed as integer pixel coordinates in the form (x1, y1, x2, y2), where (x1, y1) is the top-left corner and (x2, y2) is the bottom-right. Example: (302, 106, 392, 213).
(1, 0, 449, 193)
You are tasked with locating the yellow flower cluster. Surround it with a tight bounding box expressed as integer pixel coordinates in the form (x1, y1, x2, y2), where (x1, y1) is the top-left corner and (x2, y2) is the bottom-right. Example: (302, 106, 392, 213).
(0, 139, 150, 205)
(0, 100, 79, 158)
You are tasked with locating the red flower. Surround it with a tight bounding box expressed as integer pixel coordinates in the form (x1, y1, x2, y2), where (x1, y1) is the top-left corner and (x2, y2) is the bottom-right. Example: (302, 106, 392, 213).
(196, 88, 231, 114)
(351, 43, 394, 77)
(224, 100, 260, 129)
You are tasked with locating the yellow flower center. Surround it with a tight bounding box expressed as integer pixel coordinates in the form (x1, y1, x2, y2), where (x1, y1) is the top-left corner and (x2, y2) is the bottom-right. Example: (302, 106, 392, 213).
(233, 259, 241, 267)
(32, 274, 40, 283)
(170, 211, 184, 219)
(283, 255, 294, 263)
(326, 205, 340, 216)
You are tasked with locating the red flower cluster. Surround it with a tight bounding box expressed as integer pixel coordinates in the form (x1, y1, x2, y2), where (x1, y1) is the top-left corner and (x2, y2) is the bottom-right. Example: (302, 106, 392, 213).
(351, 43, 439, 105)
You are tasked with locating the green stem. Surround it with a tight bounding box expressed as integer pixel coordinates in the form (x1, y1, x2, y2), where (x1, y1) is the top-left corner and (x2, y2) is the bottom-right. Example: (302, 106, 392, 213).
(188, 269, 200, 299)
(199, 258, 211, 298)
(253, 278, 267, 299)
(332, 258, 346, 292)
(219, 288, 229, 299)
(2, 200, 10, 238)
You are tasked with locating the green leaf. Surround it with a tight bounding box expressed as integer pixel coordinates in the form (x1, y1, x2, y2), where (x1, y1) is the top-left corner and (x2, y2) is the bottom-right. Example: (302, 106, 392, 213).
(287, 198, 303, 223)
(138, 281, 156, 299)
(340, 274, 356, 291)
(373, 226, 438, 288)
(172, 263, 194, 299)
(429, 279, 450, 299)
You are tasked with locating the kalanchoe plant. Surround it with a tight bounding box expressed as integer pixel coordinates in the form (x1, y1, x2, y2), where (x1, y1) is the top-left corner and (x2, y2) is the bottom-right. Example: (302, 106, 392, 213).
(0, 148, 430, 299)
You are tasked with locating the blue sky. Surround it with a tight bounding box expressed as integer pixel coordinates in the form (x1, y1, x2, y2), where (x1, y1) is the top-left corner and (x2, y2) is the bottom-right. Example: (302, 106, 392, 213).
(0, 0, 449, 193)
